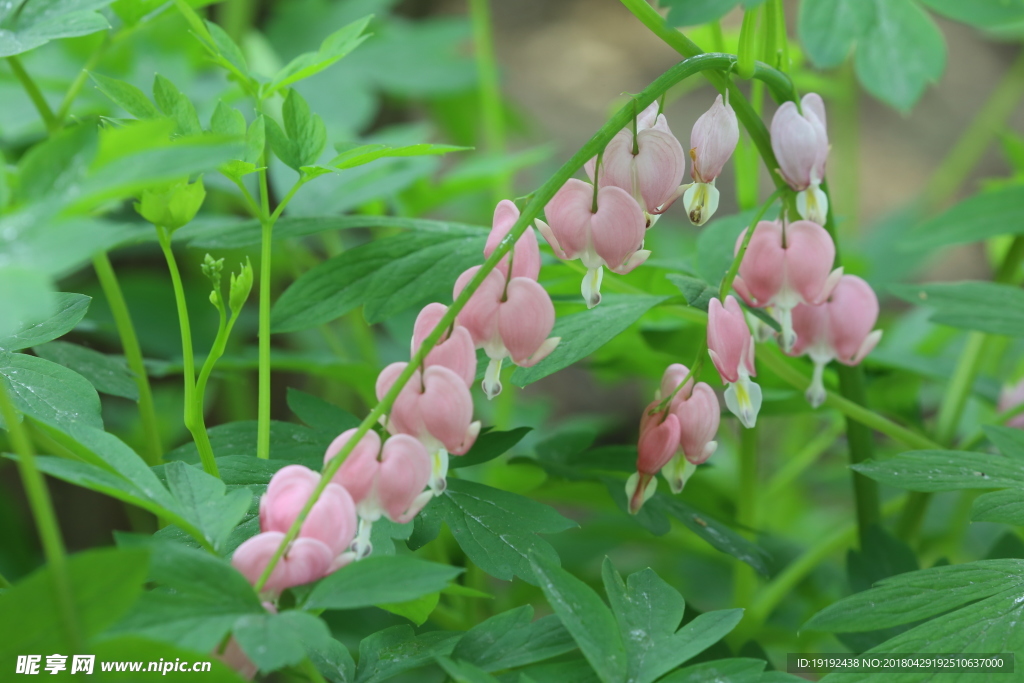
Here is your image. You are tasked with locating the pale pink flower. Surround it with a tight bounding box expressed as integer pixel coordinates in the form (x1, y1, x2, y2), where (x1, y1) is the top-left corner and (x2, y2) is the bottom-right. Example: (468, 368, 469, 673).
(536, 178, 649, 308)
(788, 275, 882, 408)
(485, 199, 541, 281)
(454, 265, 560, 399)
(683, 94, 739, 226)
(231, 532, 334, 595)
(771, 93, 829, 223)
(733, 219, 843, 352)
(411, 303, 476, 387)
(584, 101, 686, 219)
(708, 296, 762, 429)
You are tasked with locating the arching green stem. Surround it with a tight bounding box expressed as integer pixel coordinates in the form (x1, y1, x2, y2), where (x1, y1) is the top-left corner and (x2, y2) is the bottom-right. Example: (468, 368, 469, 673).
(254, 53, 749, 591)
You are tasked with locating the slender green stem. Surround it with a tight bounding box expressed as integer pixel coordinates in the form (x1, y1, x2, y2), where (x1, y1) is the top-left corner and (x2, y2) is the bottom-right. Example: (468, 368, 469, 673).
(156, 226, 219, 477)
(469, 0, 510, 203)
(720, 190, 782, 299)
(256, 156, 273, 460)
(922, 49, 1024, 208)
(836, 364, 881, 545)
(7, 55, 58, 132)
(740, 495, 905, 639)
(300, 658, 328, 683)
(92, 252, 163, 466)
(0, 382, 82, 650)
(254, 53, 745, 592)
(758, 347, 940, 451)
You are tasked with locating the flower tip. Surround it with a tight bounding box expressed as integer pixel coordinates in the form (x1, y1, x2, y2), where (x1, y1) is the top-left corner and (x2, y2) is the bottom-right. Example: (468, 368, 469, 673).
(625, 471, 656, 514)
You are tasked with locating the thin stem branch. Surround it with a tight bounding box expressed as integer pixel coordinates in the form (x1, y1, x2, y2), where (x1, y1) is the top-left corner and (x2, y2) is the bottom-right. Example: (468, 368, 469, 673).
(256, 155, 273, 461)
(0, 382, 82, 650)
(156, 226, 219, 477)
(254, 53, 745, 592)
(7, 55, 58, 132)
(92, 252, 163, 466)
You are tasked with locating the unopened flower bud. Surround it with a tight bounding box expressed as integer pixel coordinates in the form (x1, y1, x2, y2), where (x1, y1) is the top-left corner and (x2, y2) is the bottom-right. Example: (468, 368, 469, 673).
(135, 176, 206, 231)
(229, 257, 254, 316)
(708, 296, 762, 429)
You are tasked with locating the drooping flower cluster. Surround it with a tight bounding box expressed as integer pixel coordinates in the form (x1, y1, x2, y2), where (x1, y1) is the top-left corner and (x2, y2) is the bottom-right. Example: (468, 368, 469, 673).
(628, 364, 721, 513)
(538, 96, 739, 308)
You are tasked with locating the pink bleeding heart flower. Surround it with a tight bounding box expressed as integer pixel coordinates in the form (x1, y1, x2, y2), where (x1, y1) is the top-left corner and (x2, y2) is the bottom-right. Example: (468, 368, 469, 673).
(771, 93, 829, 223)
(708, 296, 762, 429)
(376, 362, 481, 494)
(998, 379, 1024, 430)
(683, 94, 739, 226)
(584, 101, 686, 220)
(732, 219, 843, 352)
(231, 532, 334, 595)
(259, 464, 358, 572)
(627, 404, 680, 514)
(325, 429, 433, 558)
(660, 364, 721, 493)
(454, 265, 560, 399)
(485, 199, 541, 281)
(536, 178, 649, 308)
(411, 303, 476, 387)
(788, 275, 882, 408)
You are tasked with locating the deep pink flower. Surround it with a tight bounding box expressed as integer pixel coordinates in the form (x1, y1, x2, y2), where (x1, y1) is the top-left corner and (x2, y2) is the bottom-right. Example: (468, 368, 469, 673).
(708, 296, 762, 429)
(536, 178, 649, 308)
(584, 101, 686, 218)
(627, 404, 681, 514)
(733, 219, 842, 351)
(231, 532, 333, 595)
(454, 265, 560, 398)
(788, 275, 882, 407)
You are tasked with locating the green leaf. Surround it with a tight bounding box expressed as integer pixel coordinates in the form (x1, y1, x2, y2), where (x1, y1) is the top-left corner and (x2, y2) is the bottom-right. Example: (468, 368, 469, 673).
(420, 478, 577, 584)
(210, 101, 247, 137)
(435, 657, 502, 683)
(920, 0, 1024, 28)
(266, 15, 373, 96)
(166, 419, 328, 468)
(901, 186, 1024, 251)
(667, 274, 716, 312)
(0, 266, 55, 340)
(529, 552, 627, 683)
(662, 0, 740, 27)
(659, 659, 767, 683)
(888, 281, 1024, 336)
(798, 0, 875, 68)
(0, 292, 89, 351)
(330, 142, 470, 170)
(601, 559, 743, 683)
(153, 74, 203, 136)
(983, 425, 1024, 459)
(805, 559, 1024, 632)
(512, 295, 670, 387)
(0, 547, 149, 661)
(234, 610, 337, 674)
(205, 19, 249, 76)
(33, 341, 138, 400)
(377, 591, 440, 626)
(90, 72, 159, 119)
(246, 116, 265, 165)
(284, 88, 327, 169)
(972, 489, 1024, 526)
(452, 606, 576, 672)
(854, 0, 946, 112)
(308, 636, 357, 683)
(287, 387, 361, 435)
(304, 555, 463, 611)
(356, 625, 462, 683)
(0, 0, 113, 58)
(163, 461, 253, 551)
(853, 450, 1024, 492)
(18, 123, 97, 204)
(271, 226, 486, 332)
(0, 353, 102, 431)
(451, 427, 531, 469)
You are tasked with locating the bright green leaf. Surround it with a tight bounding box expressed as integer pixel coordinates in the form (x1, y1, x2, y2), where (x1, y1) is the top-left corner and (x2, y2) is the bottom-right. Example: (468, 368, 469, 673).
(91, 72, 159, 119)
(453, 606, 576, 672)
(330, 142, 470, 170)
(234, 610, 336, 673)
(889, 281, 1024, 337)
(153, 74, 203, 136)
(356, 625, 462, 683)
(901, 186, 1024, 251)
(266, 15, 373, 96)
(853, 450, 1024, 492)
(34, 341, 138, 400)
(0, 353, 102, 431)
(304, 555, 463, 611)
(0, 266, 55, 340)
(798, 0, 875, 68)
(0, 0, 113, 58)
(0, 292, 87, 351)
(163, 461, 253, 551)
(972, 489, 1024, 526)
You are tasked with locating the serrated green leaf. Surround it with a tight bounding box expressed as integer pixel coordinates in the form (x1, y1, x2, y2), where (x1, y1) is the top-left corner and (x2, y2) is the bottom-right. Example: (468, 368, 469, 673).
(153, 74, 203, 136)
(853, 450, 1024, 492)
(529, 552, 627, 683)
(163, 461, 252, 551)
(0, 0, 113, 58)
(282, 89, 327, 169)
(205, 19, 249, 75)
(805, 559, 1024, 632)
(211, 101, 247, 137)
(33, 341, 138, 400)
(304, 555, 463, 611)
(0, 353, 101, 431)
(266, 15, 372, 96)
(234, 611, 336, 673)
(889, 281, 1024, 337)
(357, 625, 461, 683)
(91, 72, 159, 119)
(512, 295, 670, 387)
(854, 0, 946, 112)
(272, 226, 486, 332)
(452, 606, 576, 672)
(667, 274, 715, 312)
(420, 478, 576, 584)
(0, 292, 89, 351)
